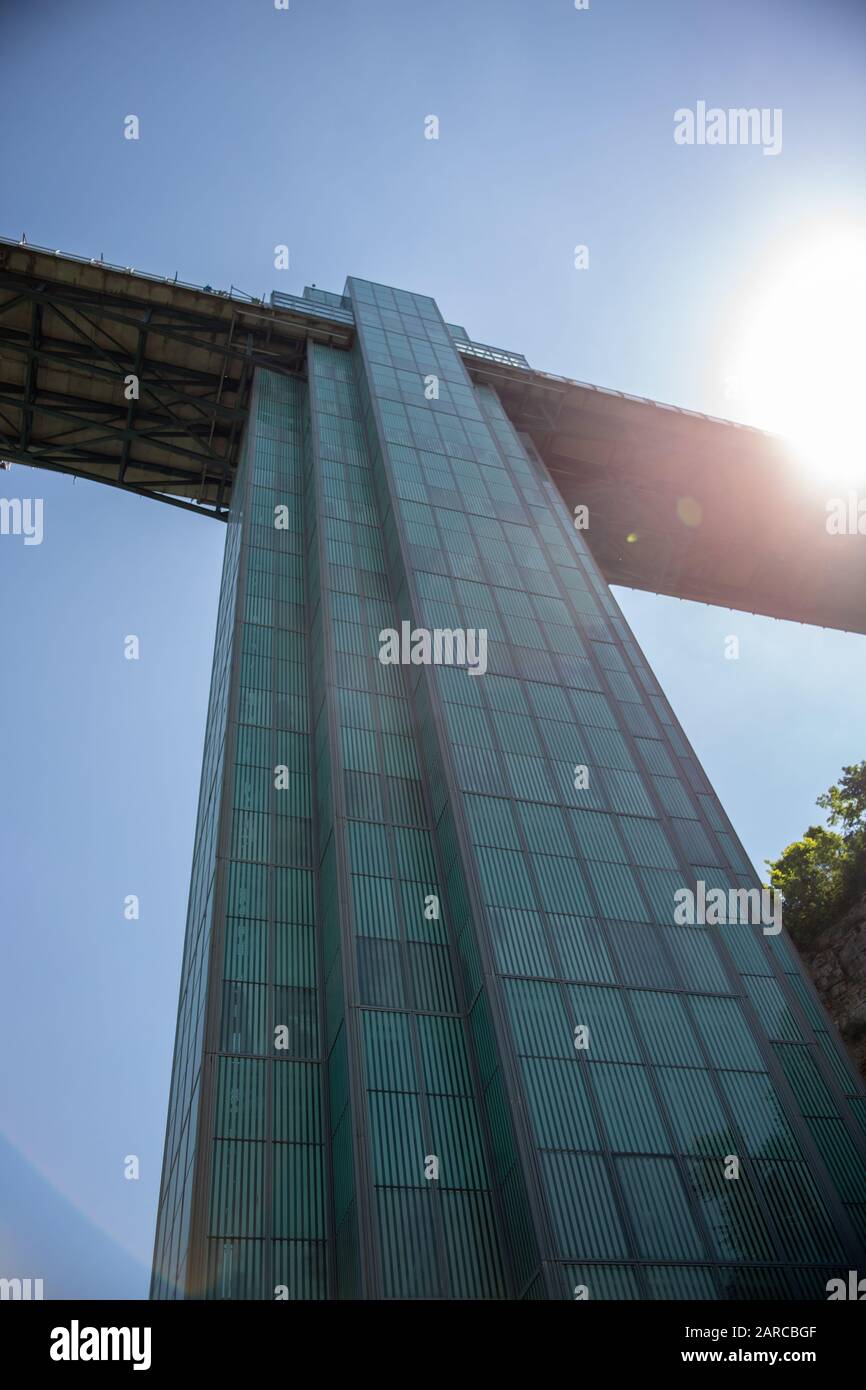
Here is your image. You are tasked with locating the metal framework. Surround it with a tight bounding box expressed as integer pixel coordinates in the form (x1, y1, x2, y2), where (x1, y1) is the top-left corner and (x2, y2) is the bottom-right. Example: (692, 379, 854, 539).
(2, 237, 863, 633)
(0, 239, 351, 516)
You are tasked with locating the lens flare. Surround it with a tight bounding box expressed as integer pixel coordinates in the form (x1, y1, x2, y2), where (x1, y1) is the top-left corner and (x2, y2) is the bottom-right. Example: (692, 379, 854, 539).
(730, 227, 866, 488)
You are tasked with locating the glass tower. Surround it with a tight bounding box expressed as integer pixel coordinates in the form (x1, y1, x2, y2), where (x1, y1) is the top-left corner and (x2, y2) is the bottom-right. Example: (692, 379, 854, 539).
(151, 278, 866, 1301)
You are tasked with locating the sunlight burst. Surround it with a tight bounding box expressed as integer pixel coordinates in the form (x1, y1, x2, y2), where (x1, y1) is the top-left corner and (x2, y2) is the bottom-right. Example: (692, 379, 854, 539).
(730, 227, 866, 487)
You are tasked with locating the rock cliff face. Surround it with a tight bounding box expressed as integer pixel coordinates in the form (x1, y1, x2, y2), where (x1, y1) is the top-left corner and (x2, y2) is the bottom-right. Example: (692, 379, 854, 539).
(795, 891, 866, 1085)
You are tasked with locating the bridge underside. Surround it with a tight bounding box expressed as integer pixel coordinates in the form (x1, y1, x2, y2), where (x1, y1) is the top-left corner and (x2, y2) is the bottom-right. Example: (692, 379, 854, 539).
(1, 238, 863, 633)
(0, 240, 350, 517)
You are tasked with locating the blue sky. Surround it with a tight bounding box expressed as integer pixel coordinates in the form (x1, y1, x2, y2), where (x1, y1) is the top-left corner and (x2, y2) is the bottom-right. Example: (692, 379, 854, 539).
(1, 0, 865, 1298)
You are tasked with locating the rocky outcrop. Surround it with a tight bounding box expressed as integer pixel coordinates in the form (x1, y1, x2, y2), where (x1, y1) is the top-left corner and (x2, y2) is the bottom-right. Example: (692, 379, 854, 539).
(795, 891, 866, 1084)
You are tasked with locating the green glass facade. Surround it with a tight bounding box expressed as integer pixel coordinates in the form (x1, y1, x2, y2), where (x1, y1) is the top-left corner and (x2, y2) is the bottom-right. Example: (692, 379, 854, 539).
(152, 279, 866, 1301)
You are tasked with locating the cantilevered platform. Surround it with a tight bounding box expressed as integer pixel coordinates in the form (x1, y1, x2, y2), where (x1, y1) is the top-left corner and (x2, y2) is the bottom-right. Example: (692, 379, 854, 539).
(469, 356, 866, 636)
(1, 237, 863, 633)
(0, 238, 351, 516)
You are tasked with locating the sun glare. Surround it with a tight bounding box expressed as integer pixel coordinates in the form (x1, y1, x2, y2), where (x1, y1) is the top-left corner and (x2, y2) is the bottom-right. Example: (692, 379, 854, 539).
(729, 227, 866, 488)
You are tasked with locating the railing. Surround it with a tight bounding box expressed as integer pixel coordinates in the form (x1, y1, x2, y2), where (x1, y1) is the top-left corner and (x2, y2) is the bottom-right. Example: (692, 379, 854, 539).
(270, 289, 355, 326)
(0, 235, 268, 306)
(454, 339, 530, 369)
(0, 237, 775, 439)
(524, 366, 776, 436)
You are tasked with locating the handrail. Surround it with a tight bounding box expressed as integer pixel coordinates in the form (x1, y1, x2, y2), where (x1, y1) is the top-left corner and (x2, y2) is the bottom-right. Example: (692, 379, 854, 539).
(0, 235, 267, 306)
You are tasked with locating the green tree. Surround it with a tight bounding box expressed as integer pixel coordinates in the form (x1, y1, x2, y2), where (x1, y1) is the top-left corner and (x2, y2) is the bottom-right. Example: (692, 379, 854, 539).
(816, 762, 866, 834)
(766, 825, 849, 944)
(766, 762, 866, 944)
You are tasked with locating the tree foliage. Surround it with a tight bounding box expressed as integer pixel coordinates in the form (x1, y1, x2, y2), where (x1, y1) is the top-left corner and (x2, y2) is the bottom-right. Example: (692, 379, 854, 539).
(816, 762, 866, 833)
(766, 762, 866, 946)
